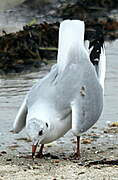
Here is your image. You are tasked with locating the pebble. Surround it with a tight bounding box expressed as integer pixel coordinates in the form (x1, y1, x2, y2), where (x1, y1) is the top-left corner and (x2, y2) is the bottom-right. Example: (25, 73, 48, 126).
(110, 122, 118, 127)
(21, 161, 24, 165)
(82, 138, 92, 144)
(1, 151, 7, 154)
(27, 164, 33, 170)
(78, 171, 85, 175)
(53, 160, 60, 163)
(92, 146, 96, 149)
(6, 158, 12, 161)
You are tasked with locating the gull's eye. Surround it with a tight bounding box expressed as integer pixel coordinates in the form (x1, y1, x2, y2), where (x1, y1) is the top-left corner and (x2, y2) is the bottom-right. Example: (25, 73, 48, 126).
(38, 130, 43, 136)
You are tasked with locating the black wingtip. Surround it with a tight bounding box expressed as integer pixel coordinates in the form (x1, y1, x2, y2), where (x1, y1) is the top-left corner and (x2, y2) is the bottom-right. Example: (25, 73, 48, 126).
(85, 23, 104, 66)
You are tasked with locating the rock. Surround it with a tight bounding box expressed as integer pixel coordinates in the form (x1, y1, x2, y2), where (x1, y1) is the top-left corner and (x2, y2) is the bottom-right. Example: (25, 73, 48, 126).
(6, 158, 12, 161)
(110, 122, 118, 127)
(82, 138, 92, 144)
(27, 164, 33, 170)
(1, 151, 7, 154)
(16, 60, 24, 64)
(53, 160, 60, 163)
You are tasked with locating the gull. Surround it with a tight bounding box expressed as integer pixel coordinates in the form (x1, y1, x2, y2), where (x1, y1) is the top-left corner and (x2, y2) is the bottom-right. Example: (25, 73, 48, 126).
(13, 20, 106, 159)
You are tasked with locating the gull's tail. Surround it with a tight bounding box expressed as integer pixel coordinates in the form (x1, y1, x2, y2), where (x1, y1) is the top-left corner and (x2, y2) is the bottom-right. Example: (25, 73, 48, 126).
(57, 20, 87, 72)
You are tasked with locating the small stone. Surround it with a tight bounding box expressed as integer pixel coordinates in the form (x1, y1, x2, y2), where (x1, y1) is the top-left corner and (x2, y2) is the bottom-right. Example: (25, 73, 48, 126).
(6, 158, 12, 161)
(16, 60, 24, 64)
(1, 151, 7, 154)
(72, 140, 76, 144)
(78, 162, 85, 166)
(92, 146, 96, 149)
(82, 138, 92, 144)
(78, 172, 85, 175)
(80, 86, 86, 96)
(23, 169, 27, 172)
(53, 160, 60, 163)
(61, 176, 64, 179)
(27, 164, 33, 170)
(32, 166, 39, 170)
(21, 161, 24, 165)
(94, 166, 102, 169)
(110, 122, 118, 127)
(104, 130, 108, 133)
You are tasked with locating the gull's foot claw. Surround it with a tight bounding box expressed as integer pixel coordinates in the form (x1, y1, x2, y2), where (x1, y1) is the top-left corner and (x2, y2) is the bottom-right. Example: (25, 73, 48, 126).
(70, 153, 81, 160)
(35, 153, 44, 158)
(74, 153, 81, 160)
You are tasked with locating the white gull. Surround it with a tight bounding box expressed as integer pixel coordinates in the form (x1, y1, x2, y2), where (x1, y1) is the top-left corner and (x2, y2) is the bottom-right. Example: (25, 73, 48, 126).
(13, 20, 106, 158)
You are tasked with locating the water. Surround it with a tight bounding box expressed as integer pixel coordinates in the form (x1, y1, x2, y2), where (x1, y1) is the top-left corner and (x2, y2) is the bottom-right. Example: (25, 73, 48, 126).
(0, 40, 118, 155)
(0, 0, 26, 10)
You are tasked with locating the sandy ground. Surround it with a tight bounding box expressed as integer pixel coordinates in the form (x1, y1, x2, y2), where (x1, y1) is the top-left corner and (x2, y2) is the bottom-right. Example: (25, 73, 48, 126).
(0, 40, 118, 179)
(0, 146, 118, 180)
(0, 162, 118, 180)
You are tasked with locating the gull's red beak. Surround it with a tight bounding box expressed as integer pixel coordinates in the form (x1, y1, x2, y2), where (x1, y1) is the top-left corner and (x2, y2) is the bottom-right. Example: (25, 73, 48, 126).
(32, 144, 38, 158)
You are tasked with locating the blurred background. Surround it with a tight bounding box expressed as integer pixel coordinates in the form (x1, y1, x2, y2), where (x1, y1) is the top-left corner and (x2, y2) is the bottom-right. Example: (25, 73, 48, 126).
(0, 0, 118, 74)
(0, 0, 118, 32)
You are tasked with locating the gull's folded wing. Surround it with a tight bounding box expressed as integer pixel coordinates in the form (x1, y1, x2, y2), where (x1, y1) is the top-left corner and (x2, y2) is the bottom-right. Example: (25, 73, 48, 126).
(71, 83, 103, 136)
(13, 98, 27, 133)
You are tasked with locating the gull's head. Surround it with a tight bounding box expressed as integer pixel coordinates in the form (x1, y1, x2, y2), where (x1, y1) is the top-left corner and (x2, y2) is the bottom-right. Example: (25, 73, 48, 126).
(26, 118, 49, 158)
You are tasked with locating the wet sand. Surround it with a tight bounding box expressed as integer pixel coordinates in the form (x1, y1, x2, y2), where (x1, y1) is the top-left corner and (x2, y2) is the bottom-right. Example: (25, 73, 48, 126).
(0, 40, 118, 179)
